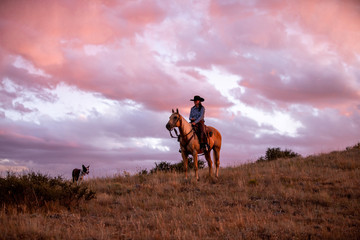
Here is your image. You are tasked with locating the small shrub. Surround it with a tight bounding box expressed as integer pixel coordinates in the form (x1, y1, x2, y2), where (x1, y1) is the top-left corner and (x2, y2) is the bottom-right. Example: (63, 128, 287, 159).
(150, 157, 205, 174)
(346, 142, 360, 151)
(257, 147, 301, 162)
(152, 161, 173, 173)
(138, 169, 148, 175)
(0, 172, 95, 211)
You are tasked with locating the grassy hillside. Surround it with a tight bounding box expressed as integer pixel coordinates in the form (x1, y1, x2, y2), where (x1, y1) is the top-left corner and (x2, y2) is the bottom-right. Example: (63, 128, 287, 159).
(1, 145, 359, 239)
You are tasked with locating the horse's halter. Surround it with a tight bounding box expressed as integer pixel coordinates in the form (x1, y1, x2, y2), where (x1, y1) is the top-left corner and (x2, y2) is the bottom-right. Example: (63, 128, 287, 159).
(167, 113, 194, 142)
(167, 113, 181, 139)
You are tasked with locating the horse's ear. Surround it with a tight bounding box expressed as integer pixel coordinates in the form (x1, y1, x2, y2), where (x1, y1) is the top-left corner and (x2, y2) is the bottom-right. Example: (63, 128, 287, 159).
(172, 109, 174, 113)
(176, 108, 179, 114)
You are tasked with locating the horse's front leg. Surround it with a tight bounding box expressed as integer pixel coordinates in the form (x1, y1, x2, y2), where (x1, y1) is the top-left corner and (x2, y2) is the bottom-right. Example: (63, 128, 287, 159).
(205, 151, 213, 177)
(181, 149, 188, 179)
(192, 151, 199, 181)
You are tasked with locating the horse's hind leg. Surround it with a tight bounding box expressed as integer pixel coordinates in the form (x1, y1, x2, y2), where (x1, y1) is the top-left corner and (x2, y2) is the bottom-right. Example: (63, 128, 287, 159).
(213, 148, 220, 178)
(205, 151, 213, 177)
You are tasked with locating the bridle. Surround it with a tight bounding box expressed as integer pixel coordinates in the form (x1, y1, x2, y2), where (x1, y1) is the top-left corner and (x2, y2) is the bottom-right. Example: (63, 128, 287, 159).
(168, 114, 195, 146)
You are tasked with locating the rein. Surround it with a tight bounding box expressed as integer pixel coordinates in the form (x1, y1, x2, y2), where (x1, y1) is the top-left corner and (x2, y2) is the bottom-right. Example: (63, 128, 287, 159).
(168, 116, 195, 148)
(169, 128, 179, 139)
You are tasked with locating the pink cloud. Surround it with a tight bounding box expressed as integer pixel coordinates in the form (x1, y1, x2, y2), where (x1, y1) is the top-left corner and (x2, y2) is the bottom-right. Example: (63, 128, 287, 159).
(0, 0, 232, 112)
(13, 102, 34, 114)
(292, 0, 360, 62)
(0, 0, 166, 67)
(236, 61, 360, 110)
(204, 0, 360, 112)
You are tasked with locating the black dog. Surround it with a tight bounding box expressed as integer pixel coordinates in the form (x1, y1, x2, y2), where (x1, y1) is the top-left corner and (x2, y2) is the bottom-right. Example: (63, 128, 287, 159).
(72, 165, 89, 184)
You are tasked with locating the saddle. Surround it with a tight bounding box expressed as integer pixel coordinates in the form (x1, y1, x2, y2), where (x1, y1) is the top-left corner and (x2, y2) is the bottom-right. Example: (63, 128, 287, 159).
(206, 126, 213, 137)
(177, 125, 213, 154)
(192, 125, 213, 140)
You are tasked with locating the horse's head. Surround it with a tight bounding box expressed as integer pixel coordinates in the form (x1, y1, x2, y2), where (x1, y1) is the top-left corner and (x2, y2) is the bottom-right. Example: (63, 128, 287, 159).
(166, 109, 181, 131)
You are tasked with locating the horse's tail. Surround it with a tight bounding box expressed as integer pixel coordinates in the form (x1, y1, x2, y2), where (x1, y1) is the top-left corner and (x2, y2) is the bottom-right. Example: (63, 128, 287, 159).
(208, 126, 221, 177)
(208, 126, 222, 149)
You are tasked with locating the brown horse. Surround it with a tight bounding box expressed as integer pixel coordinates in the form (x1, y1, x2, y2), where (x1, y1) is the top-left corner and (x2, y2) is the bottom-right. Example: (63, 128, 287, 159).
(166, 109, 222, 180)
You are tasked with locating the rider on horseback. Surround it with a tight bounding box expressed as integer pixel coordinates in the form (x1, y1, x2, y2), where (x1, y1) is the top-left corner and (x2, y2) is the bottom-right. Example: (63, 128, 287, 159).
(189, 95, 209, 151)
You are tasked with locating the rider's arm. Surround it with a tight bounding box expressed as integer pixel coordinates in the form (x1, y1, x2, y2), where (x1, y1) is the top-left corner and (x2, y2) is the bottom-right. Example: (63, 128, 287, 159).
(194, 107, 205, 124)
(189, 107, 196, 121)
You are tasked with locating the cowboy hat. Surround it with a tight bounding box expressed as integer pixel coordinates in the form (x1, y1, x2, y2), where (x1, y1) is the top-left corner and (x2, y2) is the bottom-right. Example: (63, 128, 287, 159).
(190, 95, 205, 102)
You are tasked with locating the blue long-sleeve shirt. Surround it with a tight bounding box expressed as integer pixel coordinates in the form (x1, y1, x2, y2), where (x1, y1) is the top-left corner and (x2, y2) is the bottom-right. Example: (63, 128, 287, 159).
(189, 105, 205, 123)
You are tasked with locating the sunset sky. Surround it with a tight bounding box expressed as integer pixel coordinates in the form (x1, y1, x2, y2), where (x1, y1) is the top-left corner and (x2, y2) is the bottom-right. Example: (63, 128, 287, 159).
(1, 0, 359, 177)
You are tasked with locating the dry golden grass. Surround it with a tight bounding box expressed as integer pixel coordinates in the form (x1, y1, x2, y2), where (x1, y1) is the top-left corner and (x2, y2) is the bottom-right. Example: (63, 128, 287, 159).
(1, 146, 360, 239)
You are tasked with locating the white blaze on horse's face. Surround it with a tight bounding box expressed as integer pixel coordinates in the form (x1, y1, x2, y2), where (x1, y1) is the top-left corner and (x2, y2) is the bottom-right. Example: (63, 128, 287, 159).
(166, 109, 180, 131)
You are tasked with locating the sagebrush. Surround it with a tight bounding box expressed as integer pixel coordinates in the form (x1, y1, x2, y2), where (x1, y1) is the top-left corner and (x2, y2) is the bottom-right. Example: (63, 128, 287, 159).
(0, 172, 95, 212)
